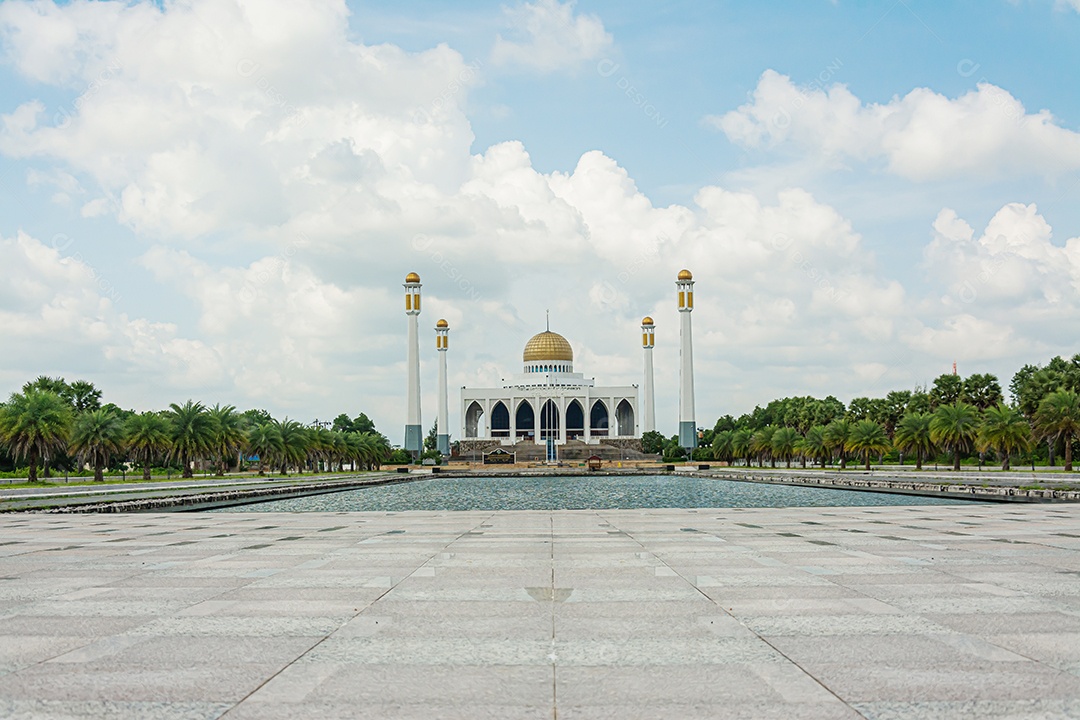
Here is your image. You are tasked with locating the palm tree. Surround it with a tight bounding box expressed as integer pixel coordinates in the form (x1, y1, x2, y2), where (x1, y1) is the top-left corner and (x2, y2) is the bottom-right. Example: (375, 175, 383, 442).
(770, 427, 799, 468)
(246, 422, 284, 476)
(275, 418, 309, 475)
(124, 412, 172, 480)
(166, 400, 214, 478)
(70, 408, 124, 482)
(846, 419, 891, 471)
(894, 412, 935, 470)
(208, 404, 245, 476)
(731, 428, 753, 467)
(929, 402, 981, 471)
(977, 404, 1031, 471)
(750, 426, 776, 467)
(1034, 390, 1080, 472)
(359, 432, 390, 470)
(0, 389, 73, 482)
(68, 380, 102, 413)
(823, 419, 852, 469)
(799, 425, 829, 468)
(710, 430, 734, 463)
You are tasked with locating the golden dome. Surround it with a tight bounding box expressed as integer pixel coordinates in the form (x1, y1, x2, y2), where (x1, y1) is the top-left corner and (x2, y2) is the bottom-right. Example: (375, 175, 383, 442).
(677, 269, 693, 281)
(436, 319, 448, 328)
(523, 331, 573, 362)
(405, 272, 421, 283)
(641, 316, 654, 326)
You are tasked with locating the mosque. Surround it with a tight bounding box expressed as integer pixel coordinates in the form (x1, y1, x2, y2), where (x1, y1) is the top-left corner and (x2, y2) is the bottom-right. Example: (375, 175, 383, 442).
(459, 325, 640, 447)
(401, 269, 698, 459)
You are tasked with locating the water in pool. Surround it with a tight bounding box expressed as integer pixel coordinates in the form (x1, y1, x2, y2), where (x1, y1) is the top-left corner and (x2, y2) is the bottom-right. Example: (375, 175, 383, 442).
(211, 474, 973, 512)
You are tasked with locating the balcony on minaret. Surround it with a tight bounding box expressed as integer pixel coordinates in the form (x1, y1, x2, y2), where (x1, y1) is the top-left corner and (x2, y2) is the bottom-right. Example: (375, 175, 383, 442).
(404, 272, 422, 314)
(676, 269, 694, 312)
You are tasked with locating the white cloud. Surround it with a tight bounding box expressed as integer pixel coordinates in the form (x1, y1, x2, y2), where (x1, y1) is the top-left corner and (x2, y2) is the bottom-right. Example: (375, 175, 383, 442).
(708, 69, 1080, 182)
(2, 0, 1079, 434)
(491, 0, 613, 73)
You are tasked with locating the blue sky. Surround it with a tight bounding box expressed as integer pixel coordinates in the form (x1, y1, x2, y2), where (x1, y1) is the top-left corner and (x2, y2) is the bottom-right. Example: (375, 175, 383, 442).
(1, 0, 1079, 441)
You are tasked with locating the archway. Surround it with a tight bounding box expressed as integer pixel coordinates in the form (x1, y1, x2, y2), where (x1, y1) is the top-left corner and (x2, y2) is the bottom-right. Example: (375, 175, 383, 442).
(539, 400, 560, 440)
(616, 399, 635, 437)
(465, 401, 485, 438)
(491, 401, 510, 438)
(590, 400, 609, 437)
(566, 400, 584, 440)
(515, 400, 535, 440)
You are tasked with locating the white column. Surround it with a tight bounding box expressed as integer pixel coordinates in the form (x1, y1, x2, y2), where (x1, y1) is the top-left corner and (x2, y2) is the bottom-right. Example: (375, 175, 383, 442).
(404, 273, 422, 457)
(677, 270, 697, 452)
(642, 318, 656, 434)
(436, 320, 449, 455)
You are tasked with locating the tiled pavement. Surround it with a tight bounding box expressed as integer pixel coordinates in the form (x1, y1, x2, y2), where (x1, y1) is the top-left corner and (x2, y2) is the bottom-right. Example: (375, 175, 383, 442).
(1, 504, 1080, 718)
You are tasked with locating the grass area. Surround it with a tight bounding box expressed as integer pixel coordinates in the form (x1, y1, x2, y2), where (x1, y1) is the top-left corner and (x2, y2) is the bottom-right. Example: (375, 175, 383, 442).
(0, 470, 382, 491)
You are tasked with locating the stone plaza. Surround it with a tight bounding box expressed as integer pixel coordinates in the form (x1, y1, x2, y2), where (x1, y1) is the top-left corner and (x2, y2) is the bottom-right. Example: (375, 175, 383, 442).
(2, 503, 1080, 718)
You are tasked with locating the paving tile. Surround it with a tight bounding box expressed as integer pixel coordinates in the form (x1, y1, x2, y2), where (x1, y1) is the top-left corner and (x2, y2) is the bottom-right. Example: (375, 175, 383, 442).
(2, 505, 1080, 718)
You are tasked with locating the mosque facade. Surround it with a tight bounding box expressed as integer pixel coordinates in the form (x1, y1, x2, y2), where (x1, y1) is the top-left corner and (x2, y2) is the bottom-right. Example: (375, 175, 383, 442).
(402, 269, 697, 457)
(460, 329, 640, 447)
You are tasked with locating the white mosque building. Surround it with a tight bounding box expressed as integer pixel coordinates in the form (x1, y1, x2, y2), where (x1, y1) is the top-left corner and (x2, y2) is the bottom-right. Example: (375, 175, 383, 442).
(460, 326, 640, 447)
(402, 269, 697, 457)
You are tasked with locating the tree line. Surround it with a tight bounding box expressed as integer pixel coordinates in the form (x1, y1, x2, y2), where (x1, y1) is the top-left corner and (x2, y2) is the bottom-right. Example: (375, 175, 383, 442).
(644, 355, 1080, 471)
(0, 376, 391, 482)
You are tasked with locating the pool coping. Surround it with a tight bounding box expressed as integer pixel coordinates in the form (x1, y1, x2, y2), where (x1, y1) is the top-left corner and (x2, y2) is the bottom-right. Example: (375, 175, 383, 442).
(10, 466, 1079, 513)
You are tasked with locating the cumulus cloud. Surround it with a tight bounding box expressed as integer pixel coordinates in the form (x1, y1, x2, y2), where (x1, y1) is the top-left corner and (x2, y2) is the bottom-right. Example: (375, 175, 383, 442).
(491, 0, 613, 73)
(708, 69, 1080, 181)
(2, 0, 1079, 433)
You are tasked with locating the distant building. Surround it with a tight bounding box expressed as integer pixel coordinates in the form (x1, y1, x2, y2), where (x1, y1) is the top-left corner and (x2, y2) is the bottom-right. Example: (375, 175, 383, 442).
(461, 328, 639, 446)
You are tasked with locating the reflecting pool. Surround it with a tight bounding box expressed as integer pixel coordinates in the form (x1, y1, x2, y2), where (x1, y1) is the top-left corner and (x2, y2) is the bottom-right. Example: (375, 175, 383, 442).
(211, 474, 974, 512)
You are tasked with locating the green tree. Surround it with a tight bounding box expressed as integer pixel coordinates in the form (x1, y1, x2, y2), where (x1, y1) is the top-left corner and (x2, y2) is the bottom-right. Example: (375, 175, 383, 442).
(930, 374, 964, 409)
(275, 418, 310, 475)
(166, 400, 214, 478)
(0, 389, 73, 483)
(823, 419, 852, 469)
(70, 408, 124, 482)
(929, 402, 981, 471)
(331, 413, 355, 433)
(894, 412, 935, 470)
(770, 427, 799, 468)
(847, 397, 873, 421)
(977, 404, 1031, 471)
(906, 388, 932, 415)
(710, 430, 734, 463)
(798, 425, 829, 468)
(352, 412, 376, 435)
(750, 426, 776, 467)
(962, 373, 1003, 410)
(208, 404, 245, 476)
(845, 419, 891, 471)
(641, 430, 665, 455)
(246, 422, 284, 476)
(1034, 391, 1080, 472)
(124, 412, 172, 480)
(68, 380, 103, 414)
(731, 428, 753, 466)
(424, 421, 438, 453)
(22, 376, 72, 402)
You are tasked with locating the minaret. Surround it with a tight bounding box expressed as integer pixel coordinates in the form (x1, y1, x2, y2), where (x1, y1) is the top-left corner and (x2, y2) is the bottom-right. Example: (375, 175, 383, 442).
(404, 272, 422, 459)
(641, 316, 656, 434)
(676, 269, 697, 453)
(435, 319, 450, 456)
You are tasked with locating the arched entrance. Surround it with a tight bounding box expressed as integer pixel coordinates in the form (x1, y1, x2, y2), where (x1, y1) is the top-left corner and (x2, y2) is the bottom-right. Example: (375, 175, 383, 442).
(539, 400, 560, 440)
(590, 400, 609, 437)
(616, 399, 635, 437)
(465, 401, 485, 438)
(515, 400, 535, 440)
(491, 401, 510, 438)
(566, 400, 584, 440)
